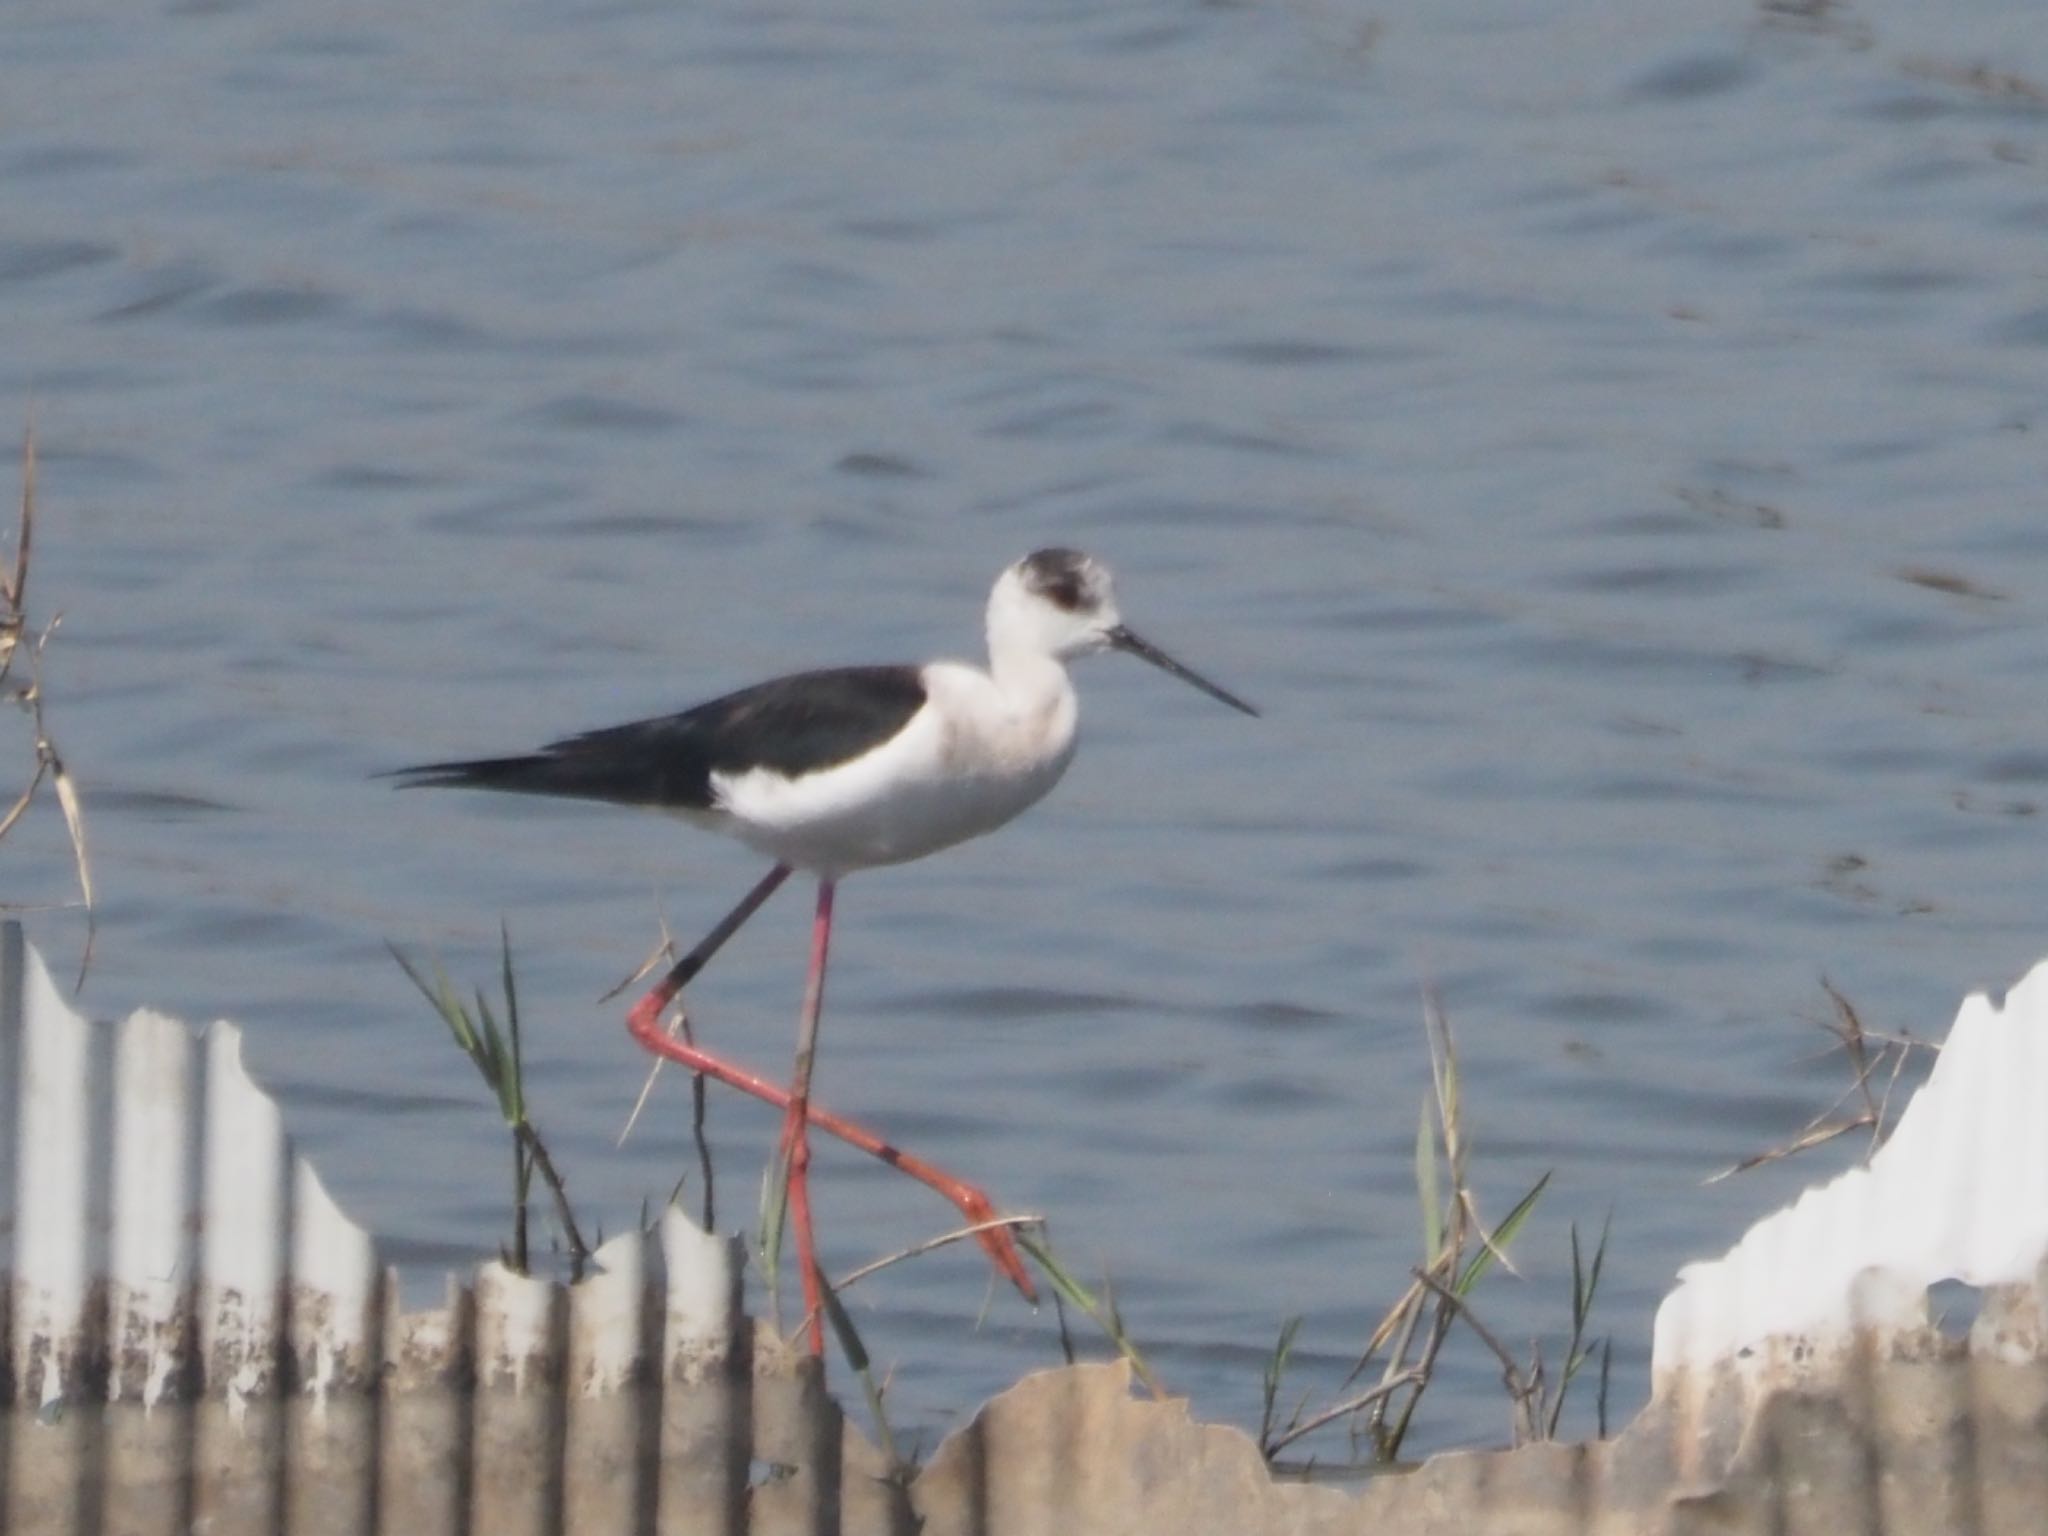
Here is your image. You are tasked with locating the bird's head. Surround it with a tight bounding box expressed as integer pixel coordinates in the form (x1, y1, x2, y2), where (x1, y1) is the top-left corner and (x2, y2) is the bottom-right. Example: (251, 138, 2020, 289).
(987, 548, 1258, 715)
(988, 547, 1123, 661)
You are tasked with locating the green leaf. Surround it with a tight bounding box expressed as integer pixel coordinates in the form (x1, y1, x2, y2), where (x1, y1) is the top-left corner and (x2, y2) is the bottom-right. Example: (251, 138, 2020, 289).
(1259, 1315, 1304, 1451)
(474, 992, 517, 1123)
(500, 921, 525, 1124)
(1571, 1210, 1612, 1334)
(816, 1264, 869, 1373)
(1013, 1229, 1162, 1397)
(389, 944, 482, 1059)
(1455, 1170, 1551, 1296)
(815, 1265, 902, 1472)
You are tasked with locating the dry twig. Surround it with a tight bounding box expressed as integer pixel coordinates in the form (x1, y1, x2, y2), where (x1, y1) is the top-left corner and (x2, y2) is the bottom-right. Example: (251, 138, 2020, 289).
(0, 420, 95, 989)
(1705, 980, 1935, 1184)
(828, 1213, 1046, 1296)
(612, 910, 721, 1229)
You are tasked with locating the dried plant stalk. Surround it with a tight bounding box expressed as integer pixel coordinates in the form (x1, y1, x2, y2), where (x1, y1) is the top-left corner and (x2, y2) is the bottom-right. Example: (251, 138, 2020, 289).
(1705, 980, 1935, 1184)
(0, 419, 95, 989)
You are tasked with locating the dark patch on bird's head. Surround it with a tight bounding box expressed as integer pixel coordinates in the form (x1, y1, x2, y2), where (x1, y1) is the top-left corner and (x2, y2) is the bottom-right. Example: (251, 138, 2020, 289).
(1018, 547, 1101, 612)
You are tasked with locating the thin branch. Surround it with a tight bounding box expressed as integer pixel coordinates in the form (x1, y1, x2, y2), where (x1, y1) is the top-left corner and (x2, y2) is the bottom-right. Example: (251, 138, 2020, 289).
(0, 758, 45, 842)
(1379, 1271, 1459, 1454)
(608, 911, 721, 1230)
(1706, 982, 1939, 1183)
(1262, 1370, 1426, 1458)
(48, 734, 93, 988)
(599, 919, 674, 1003)
(1703, 1116, 1875, 1183)
(1874, 1029, 1915, 1156)
(682, 1009, 714, 1229)
(613, 918, 680, 1145)
(0, 424, 94, 989)
(1413, 1267, 1518, 1376)
(519, 1123, 594, 1277)
(1413, 1267, 1540, 1443)
(829, 1213, 1046, 1296)
(3, 415, 31, 614)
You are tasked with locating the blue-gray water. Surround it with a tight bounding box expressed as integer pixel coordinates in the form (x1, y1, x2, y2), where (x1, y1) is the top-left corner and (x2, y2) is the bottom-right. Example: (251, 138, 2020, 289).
(6, 0, 2048, 1458)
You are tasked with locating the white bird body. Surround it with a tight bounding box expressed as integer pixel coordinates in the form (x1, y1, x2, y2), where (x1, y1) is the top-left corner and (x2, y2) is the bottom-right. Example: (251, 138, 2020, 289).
(708, 653, 1081, 875)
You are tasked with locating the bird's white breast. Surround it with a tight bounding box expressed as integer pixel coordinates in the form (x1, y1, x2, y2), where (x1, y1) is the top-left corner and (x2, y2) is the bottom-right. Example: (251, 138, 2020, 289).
(709, 660, 1079, 875)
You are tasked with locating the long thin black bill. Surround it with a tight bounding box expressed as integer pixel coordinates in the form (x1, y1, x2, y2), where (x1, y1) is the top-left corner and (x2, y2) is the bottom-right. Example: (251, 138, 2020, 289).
(1108, 626, 1259, 717)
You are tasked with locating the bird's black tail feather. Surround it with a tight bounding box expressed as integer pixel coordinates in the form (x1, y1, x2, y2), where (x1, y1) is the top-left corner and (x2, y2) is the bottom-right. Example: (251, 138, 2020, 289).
(384, 754, 635, 801)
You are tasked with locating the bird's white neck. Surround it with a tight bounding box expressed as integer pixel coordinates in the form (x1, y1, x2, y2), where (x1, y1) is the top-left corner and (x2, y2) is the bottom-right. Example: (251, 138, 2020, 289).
(985, 638, 1074, 715)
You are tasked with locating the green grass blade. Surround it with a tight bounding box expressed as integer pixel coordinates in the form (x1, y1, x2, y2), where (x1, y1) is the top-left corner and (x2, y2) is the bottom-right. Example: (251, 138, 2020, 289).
(499, 921, 525, 1124)
(815, 1265, 903, 1472)
(817, 1265, 870, 1374)
(1576, 1210, 1612, 1332)
(388, 944, 483, 1060)
(473, 991, 517, 1123)
(1569, 1222, 1586, 1335)
(1455, 1170, 1551, 1296)
(1259, 1315, 1304, 1451)
(1013, 1229, 1160, 1396)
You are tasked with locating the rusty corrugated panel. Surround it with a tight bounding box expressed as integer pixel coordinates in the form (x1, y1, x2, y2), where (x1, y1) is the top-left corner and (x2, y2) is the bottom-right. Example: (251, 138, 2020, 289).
(0, 926, 808, 1536)
(8, 921, 2048, 1534)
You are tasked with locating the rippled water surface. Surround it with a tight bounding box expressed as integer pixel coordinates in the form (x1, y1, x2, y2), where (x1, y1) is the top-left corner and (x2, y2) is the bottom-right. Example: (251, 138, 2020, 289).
(8, 0, 2048, 1455)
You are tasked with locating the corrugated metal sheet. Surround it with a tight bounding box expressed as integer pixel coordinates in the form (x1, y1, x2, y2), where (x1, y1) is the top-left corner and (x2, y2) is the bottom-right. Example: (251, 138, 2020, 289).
(0, 923, 831, 1536)
(5, 921, 2048, 1535)
(1639, 952, 2048, 1515)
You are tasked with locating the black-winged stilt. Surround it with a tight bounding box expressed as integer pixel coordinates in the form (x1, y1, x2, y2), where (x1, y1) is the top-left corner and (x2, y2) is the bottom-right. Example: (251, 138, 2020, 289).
(393, 547, 1256, 1351)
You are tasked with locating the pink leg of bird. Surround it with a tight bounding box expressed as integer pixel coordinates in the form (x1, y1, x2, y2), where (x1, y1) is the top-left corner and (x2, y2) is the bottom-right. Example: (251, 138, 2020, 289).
(779, 877, 835, 1354)
(625, 868, 1038, 1321)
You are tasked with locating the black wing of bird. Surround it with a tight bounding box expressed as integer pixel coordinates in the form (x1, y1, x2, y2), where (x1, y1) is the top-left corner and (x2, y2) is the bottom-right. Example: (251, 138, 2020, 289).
(388, 664, 929, 812)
